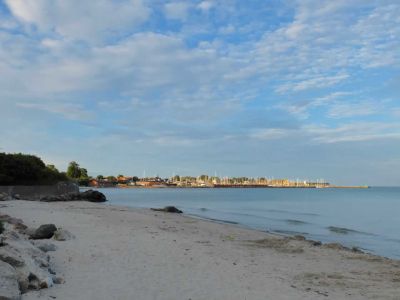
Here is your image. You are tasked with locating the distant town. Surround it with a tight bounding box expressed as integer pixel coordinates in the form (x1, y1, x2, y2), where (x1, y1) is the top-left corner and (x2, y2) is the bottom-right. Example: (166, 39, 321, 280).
(63, 161, 367, 189)
(87, 175, 337, 188)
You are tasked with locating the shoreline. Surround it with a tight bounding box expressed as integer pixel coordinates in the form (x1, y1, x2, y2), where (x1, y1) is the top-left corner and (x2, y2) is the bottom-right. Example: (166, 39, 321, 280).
(180, 212, 393, 259)
(84, 185, 370, 189)
(1, 200, 399, 299)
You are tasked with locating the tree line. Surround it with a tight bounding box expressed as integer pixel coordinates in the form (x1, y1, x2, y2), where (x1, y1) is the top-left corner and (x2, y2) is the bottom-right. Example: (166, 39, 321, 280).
(0, 152, 140, 186)
(0, 153, 67, 185)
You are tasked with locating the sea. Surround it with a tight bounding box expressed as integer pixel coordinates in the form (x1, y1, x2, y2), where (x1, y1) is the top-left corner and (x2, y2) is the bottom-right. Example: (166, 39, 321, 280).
(85, 187, 400, 259)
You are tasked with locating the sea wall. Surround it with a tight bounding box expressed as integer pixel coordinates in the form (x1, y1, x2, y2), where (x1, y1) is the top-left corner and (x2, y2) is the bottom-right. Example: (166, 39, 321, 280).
(0, 182, 79, 199)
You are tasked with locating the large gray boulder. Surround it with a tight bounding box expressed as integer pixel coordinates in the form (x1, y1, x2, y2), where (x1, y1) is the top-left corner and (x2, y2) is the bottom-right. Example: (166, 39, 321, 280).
(0, 260, 21, 300)
(40, 190, 107, 203)
(151, 206, 183, 213)
(79, 190, 106, 202)
(29, 224, 57, 240)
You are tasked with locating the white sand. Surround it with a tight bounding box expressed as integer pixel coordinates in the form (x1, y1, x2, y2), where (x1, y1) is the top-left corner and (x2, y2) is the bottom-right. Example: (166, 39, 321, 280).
(1, 200, 399, 300)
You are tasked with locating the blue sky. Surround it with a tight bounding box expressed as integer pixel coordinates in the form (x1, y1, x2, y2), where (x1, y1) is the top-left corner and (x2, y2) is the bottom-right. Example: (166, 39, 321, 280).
(0, 0, 399, 185)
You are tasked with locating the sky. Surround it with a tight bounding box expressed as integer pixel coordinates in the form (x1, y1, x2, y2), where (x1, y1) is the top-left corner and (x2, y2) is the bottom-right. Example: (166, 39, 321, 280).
(0, 0, 399, 186)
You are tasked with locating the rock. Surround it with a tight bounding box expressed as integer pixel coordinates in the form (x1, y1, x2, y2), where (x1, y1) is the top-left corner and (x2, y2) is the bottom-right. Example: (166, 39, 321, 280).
(40, 193, 81, 202)
(1, 223, 55, 293)
(23, 270, 53, 291)
(40, 190, 106, 203)
(0, 215, 25, 226)
(39, 195, 59, 202)
(0, 236, 6, 247)
(53, 229, 74, 241)
(22, 227, 36, 237)
(13, 223, 27, 232)
(351, 246, 364, 253)
(293, 235, 306, 241)
(0, 192, 12, 201)
(0, 260, 21, 300)
(0, 246, 25, 267)
(308, 240, 322, 246)
(323, 242, 349, 251)
(3, 232, 50, 266)
(3, 241, 53, 292)
(79, 190, 107, 202)
(51, 275, 64, 284)
(31, 241, 57, 252)
(151, 206, 183, 213)
(30, 224, 57, 240)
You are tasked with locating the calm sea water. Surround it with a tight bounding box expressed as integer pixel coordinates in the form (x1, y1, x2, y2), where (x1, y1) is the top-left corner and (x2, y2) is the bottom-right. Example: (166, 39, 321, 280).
(85, 187, 400, 259)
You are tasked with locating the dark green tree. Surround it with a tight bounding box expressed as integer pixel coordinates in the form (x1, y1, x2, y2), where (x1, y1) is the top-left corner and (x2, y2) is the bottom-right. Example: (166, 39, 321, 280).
(131, 176, 139, 185)
(46, 164, 58, 172)
(66, 161, 81, 179)
(0, 153, 67, 185)
(107, 176, 117, 183)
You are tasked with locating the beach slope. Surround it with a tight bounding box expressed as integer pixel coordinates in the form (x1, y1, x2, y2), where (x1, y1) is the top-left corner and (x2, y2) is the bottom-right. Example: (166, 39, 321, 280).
(1, 200, 399, 300)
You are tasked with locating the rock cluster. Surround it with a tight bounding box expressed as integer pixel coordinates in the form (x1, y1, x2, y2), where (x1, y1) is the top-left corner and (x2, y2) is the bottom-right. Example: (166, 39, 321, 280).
(40, 189, 107, 203)
(0, 215, 70, 299)
(0, 192, 14, 201)
(151, 206, 183, 213)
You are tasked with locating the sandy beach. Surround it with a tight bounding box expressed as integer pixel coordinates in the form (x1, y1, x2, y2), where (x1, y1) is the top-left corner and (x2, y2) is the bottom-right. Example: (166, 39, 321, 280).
(1, 200, 399, 300)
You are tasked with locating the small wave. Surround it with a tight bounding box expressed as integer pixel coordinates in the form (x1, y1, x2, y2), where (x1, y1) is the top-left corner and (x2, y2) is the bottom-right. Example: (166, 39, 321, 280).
(285, 219, 308, 225)
(199, 208, 208, 211)
(328, 226, 372, 235)
(267, 209, 291, 213)
(189, 214, 239, 225)
(385, 238, 400, 244)
(272, 229, 308, 236)
(327, 226, 374, 236)
(266, 209, 319, 217)
(207, 218, 239, 225)
(328, 226, 355, 234)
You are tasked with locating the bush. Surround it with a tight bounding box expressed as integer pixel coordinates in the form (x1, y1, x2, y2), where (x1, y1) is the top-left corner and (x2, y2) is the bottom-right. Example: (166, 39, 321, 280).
(0, 152, 68, 185)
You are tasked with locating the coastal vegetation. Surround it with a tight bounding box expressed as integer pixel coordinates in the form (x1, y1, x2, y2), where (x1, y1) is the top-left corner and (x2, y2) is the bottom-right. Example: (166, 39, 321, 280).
(0, 153, 67, 185)
(66, 161, 90, 186)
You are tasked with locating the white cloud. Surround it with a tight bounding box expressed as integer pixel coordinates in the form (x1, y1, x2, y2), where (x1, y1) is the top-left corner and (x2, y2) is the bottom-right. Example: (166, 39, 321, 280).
(304, 122, 400, 144)
(16, 102, 95, 121)
(228, 1, 400, 96)
(249, 128, 291, 140)
(276, 73, 349, 93)
(279, 91, 354, 119)
(5, 0, 150, 44)
(164, 2, 190, 21)
(0, 0, 399, 152)
(328, 102, 378, 119)
(219, 24, 235, 35)
(392, 108, 400, 117)
(197, 1, 214, 12)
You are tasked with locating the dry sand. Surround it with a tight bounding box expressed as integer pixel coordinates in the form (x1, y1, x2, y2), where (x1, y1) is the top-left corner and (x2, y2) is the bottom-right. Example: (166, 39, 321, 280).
(1, 200, 399, 300)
